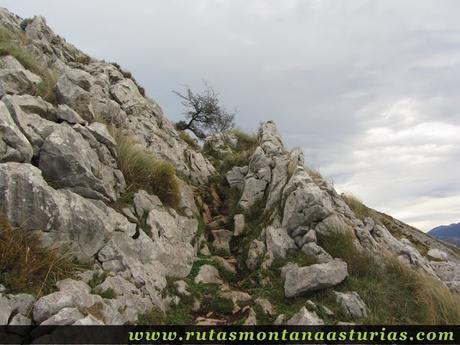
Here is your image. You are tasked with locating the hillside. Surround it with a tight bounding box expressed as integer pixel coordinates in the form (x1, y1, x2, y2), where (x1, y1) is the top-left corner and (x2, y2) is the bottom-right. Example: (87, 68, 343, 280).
(429, 223, 460, 248)
(1, 7, 460, 330)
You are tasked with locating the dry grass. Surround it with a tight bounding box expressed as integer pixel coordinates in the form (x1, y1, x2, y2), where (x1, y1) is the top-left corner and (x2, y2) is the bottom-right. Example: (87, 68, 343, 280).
(112, 129, 180, 208)
(341, 193, 373, 220)
(0, 216, 82, 296)
(318, 231, 460, 324)
(306, 167, 323, 180)
(179, 131, 200, 151)
(0, 26, 57, 104)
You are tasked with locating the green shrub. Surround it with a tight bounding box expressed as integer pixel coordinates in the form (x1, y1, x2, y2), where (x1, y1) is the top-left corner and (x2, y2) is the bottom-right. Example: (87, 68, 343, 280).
(0, 216, 83, 296)
(137, 308, 166, 325)
(0, 26, 57, 104)
(112, 130, 180, 208)
(209, 296, 233, 315)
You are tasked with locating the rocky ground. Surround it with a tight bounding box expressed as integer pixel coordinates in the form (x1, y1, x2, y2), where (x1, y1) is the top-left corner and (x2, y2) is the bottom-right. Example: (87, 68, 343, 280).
(1, 7, 460, 330)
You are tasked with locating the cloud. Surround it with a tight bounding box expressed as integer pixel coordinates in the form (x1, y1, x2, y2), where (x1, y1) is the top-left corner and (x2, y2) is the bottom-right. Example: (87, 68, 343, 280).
(2, 0, 459, 231)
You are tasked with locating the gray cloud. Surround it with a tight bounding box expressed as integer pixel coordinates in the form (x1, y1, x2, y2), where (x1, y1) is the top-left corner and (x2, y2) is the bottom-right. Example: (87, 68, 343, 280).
(3, 0, 459, 230)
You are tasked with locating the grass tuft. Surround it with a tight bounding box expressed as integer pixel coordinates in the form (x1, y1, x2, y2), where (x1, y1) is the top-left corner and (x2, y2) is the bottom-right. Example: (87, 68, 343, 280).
(0, 26, 57, 104)
(179, 131, 200, 151)
(111, 129, 180, 209)
(318, 231, 460, 324)
(0, 216, 83, 296)
(341, 193, 372, 221)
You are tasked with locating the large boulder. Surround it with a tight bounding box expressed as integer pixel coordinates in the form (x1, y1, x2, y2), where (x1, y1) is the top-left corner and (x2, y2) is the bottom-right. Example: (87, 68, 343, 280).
(39, 125, 125, 201)
(284, 259, 348, 298)
(0, 162, 135, 262)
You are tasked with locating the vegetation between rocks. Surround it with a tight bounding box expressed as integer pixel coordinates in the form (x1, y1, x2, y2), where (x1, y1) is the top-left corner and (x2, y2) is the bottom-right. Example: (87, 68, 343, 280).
(318, 232, 460, 324)
(0, 25, 57, 104)
(0, 216, 83, 296)
(111, 129, 180, 209)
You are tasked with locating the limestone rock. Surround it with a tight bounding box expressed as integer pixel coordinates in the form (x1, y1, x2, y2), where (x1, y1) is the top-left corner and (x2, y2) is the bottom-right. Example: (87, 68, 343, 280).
(0, 101, 33, 163)
(0, 65, 42, 97)
(225, 166, 248, 190)
(0, 163, 136, 262)
(0, 296, 12, 324)
(265, 226, 296, 258)
(286, 307, 324, 325)
(428, 248, 449, 261)
(334, 291, 368, 319)
(40, 307, 84, 326)
(39, 125, 124, 201)
(211, 229, 233, 254)
(284, 259, 348, 298)
(233, 214, 245, 236)
(246, 239, 266, 271)
(194, 265, 223, 285)
(301, 242, 333, 264)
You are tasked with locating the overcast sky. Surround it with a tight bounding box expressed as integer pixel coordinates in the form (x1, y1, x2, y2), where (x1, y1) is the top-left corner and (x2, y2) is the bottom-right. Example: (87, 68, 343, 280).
(2, 0, 459, 231)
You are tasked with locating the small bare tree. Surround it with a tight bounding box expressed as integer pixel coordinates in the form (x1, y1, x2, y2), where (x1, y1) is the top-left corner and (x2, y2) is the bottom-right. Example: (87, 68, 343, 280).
(173, 82, 235, 139)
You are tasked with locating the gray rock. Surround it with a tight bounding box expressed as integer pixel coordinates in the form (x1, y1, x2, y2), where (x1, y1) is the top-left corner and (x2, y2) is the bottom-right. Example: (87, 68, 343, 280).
(33, 291, 75, 324)
(0, 101, 33, 163)
(73, 315, 105, 325)
(174, 280, 190, 297)
(0, 163, 136, 262)
(177, 181, 198, 217)
(194, 265, 223, 285)
(334, 291, 368, 319)
(146, 207, 197, 277)
(265, 226, 296, 259)
(255, 298, 275, 316)
(39, 125, 124, 201)
(0, 296, 12, 324)
(233, 214, 245, 236)
(243, 307, 257, 325)
(133, 190, 162, 218)
(286, 307, 324, 325)
(7, 293, 35, 316)
(56, 104, 86, 124)
(282, 167, 334, 232)
(225, 166, 248, 190)
(40, 307, 84, 326)
(301, 242, 333, 264)
(2, 94, 59, 155)
(211, 229, 233, 254)
(246, 239, 266, 271)
(0, 66, 42, 97)
(284, 259, 348, 298)
(8, 313, 31, 326)
(55, 73, 95, 121)
(428, 248, 448, 261)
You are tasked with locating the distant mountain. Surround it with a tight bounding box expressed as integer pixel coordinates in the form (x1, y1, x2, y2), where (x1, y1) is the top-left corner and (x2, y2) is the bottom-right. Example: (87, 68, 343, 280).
(428, 223, 460, 247)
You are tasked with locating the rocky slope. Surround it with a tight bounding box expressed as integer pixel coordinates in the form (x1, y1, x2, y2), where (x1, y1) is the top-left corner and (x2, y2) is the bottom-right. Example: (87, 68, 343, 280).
(1, 8, 460, 329)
